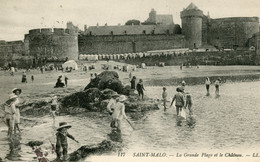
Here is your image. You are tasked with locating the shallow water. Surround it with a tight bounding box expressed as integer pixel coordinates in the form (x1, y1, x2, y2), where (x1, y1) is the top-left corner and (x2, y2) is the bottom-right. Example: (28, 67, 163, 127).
(1, 81, 260, 161)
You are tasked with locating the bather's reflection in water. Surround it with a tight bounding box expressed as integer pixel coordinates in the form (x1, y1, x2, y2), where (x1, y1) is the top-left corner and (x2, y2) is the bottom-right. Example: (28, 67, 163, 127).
(108, 129, 123, 143)
(6, 134, 22, 161)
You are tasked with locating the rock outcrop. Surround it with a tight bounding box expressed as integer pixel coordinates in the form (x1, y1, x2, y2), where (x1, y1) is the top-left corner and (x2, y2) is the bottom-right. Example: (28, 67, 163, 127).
(68, 140, 122, 161)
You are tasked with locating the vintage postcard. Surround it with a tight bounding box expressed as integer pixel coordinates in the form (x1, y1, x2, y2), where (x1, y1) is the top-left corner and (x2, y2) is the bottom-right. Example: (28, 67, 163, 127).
(0, 0, 260, 162)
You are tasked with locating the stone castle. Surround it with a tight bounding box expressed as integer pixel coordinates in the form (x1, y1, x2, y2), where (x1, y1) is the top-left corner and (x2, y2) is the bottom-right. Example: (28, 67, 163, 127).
(1, 3, 260, 67)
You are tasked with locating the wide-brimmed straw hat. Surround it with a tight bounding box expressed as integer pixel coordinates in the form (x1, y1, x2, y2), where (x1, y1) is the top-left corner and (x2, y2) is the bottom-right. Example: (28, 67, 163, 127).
(9, 94, 18, 99)
(12, 88, 22, 94)
(118, 95, 127, 102)
(57, 122, 71, 131)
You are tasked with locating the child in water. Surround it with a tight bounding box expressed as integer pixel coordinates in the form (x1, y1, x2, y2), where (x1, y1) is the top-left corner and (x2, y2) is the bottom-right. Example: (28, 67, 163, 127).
(162, 87, 167, 112)
(184, 93, 193, 115)
(56, 122, 79, 161)
(50, 96, 58, 122)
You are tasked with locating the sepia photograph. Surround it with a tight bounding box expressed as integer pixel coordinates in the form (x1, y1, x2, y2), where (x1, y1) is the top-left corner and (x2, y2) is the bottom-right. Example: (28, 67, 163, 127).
(0, 0, 260, 161)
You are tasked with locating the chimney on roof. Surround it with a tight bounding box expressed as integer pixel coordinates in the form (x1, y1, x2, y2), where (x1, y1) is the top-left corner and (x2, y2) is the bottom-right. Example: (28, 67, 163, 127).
(97, 23, 99, 28)
(118, 23, 121, 26)
(105, 23, 107, 26)
(84, 25, 87, 31)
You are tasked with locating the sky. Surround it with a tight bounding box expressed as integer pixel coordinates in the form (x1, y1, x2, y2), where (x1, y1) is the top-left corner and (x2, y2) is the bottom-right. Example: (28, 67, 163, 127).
(0, 0, 260, 41)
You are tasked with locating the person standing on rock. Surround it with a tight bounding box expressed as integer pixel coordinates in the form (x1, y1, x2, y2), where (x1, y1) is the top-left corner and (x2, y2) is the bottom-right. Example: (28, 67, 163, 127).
(170, 87, 185, 116)
(205, 77, 211, 96)
(110, 95, 128, 133)
(55, 122, 79, 161)
(136, 79, 145, 100)
(130, 76, 136, 90)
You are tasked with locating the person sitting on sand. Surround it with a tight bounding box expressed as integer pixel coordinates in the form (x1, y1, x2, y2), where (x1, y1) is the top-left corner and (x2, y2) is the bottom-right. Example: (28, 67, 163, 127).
(136, 79, 145, 100)
(170, 87, 185, 116)
(162, 87, 168, 112)
(56, 122, 79, 161)
(54, 76, 65, 88)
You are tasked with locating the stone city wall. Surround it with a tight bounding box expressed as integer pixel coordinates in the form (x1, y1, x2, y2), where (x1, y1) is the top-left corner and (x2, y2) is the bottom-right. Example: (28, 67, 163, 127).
(208, 17, 259, 48)
(78, 34, 185, 54)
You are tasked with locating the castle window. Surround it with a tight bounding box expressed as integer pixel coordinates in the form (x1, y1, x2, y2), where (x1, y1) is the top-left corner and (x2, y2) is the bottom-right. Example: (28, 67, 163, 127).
(143, 30, 146, 34)
(124, 30, 127, 35)
(110, 31, 113, 35)
(89, 31, 92, 36)
(166, 30, 170, 35)
(151, 30, 155, 34)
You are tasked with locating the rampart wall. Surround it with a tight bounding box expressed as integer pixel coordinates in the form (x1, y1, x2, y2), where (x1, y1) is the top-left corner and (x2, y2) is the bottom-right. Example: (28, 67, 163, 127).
(78, 34, 185, 54)
(208, 17, 259, 48)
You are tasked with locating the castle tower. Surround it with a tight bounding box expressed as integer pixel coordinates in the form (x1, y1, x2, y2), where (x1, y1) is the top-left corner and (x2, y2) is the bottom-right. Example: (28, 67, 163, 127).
(181, 3, 204, 49)
(148, 8, 157, 24)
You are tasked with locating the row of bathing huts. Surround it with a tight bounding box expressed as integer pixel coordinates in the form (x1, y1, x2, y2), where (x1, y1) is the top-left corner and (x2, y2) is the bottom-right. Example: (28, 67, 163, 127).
(79, 48, 190, 61)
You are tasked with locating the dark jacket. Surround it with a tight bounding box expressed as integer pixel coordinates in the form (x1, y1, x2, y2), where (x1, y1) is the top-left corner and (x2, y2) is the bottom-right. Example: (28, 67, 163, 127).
(56, 131, 75, 146)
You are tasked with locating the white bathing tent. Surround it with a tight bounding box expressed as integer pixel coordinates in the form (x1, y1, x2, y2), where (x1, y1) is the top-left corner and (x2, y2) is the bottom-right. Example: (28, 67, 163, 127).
(62, 60, 78, 70)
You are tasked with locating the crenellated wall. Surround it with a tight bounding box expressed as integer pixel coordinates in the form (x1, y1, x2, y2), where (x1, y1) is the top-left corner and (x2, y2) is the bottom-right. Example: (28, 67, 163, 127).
(78, 34, 185, 54)
(26, 28, 78, 62)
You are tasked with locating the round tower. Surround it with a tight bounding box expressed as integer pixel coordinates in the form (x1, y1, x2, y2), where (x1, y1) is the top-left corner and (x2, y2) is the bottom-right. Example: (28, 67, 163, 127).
(181, 3, 204, 49)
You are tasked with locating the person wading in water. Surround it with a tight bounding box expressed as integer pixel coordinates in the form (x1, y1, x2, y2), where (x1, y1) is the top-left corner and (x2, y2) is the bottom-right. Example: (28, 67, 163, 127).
(170, 87, 185, 116)
(136, 79, 145, 100)
(55, 122, 79, 161)
(109, 95, 128, 133)
(205, 77, 211, 96)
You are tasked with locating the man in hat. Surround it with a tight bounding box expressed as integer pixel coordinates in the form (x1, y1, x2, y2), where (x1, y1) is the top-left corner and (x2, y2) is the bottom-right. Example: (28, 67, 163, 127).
(56, 122, 79, 161)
